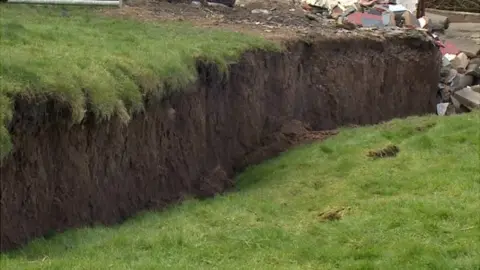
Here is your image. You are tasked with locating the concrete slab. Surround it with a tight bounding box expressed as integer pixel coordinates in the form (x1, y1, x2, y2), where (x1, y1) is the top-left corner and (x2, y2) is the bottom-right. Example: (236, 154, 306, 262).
(453, 87, 480, 110)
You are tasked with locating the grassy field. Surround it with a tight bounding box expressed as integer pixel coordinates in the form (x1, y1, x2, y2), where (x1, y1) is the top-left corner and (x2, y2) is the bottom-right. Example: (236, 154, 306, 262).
(0, 5, 277, 156)
(1, 112, 479, 269)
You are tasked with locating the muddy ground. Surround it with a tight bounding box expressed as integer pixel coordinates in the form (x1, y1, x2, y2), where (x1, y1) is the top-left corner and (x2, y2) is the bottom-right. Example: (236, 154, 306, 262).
(103, 0, 480, 50)
(103, 0, 338, 40)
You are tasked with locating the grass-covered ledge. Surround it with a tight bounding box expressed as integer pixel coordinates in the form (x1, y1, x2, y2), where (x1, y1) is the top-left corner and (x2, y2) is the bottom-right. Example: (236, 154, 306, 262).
(0, 5, 278, 157)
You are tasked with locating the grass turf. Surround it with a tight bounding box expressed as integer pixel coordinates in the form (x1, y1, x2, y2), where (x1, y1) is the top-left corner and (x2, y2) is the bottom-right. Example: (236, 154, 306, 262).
(1, 112, 479, 269)
(0, 5, 277, 157)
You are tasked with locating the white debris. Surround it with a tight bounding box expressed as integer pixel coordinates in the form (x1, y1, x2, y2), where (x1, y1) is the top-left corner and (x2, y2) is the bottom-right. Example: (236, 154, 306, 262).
(306, 0, 356, 10)
(436, 103, 449, 116)
(395, 0, 418, 13)
(251, 9, 270, 14)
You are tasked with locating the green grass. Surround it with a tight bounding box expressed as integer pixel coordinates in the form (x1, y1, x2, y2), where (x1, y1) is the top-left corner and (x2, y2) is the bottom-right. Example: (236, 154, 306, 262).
(0, 5, 277, 156)
(1, 112, 479, 269)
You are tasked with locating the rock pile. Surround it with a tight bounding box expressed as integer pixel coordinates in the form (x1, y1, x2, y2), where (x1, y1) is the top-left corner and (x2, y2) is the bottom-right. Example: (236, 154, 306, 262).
(300, 0, 479, 115)
(301, 0, 429, 29)
(437, 47, 480, 115)
(187, 0, 479, 115)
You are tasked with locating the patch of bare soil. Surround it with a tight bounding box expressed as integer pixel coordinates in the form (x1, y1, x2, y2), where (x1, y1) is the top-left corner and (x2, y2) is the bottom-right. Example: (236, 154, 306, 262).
(102, 0, 335, 39)
(367, 145, 400, 159)
(236, 120, 338, 170)
(319, 206, 350, 221)
(415, 122, 436, 131)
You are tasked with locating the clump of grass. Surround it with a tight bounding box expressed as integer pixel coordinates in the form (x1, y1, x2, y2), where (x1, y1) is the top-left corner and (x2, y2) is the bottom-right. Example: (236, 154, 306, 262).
(0, 5, 279, 157)
(1, 112, 479, 269)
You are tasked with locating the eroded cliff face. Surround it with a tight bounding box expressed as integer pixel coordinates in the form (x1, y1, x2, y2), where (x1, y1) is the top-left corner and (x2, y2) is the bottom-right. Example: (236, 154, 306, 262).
(0, 36, 440, 251)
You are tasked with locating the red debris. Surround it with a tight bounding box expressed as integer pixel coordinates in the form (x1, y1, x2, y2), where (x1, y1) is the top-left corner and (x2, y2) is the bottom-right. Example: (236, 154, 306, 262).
(346, 12, 382, 26)
(437, 40, 460, 55)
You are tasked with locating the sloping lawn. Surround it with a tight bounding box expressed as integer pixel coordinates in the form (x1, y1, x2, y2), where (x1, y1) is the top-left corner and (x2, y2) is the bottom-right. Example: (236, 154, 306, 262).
(0, 5, 277, 156)
(1, 112, 479, 269)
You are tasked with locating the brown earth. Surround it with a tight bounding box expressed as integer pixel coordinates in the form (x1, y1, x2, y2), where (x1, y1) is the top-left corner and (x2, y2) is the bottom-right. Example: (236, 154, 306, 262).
(0, 2, 441, 251)
(102, 0, 335, 39)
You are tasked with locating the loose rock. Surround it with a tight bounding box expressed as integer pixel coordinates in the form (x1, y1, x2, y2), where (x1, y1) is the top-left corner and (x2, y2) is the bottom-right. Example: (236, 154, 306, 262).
(453, 87, 480, 110)
(450, 53, 469, 70)
(451, 74, 474, 91)
(251, 9, 270, 14)
(466, 63, 480, 78)
(471, 85, 480, 94)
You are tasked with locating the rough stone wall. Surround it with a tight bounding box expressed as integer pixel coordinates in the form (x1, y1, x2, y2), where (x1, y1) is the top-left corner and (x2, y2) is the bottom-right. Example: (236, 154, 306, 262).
(0, 36, 440, 251)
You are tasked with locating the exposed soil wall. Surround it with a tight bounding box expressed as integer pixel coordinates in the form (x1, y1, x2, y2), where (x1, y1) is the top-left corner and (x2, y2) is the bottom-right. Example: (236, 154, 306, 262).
(0, 36, 440, 251)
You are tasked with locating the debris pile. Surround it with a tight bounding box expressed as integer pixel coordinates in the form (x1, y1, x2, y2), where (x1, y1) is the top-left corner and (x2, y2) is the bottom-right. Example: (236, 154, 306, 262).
(437, 46, 480, 115)
(301, 0, 479, 115)
(186, 0, 479, 115)
(301, 0, 442, 30)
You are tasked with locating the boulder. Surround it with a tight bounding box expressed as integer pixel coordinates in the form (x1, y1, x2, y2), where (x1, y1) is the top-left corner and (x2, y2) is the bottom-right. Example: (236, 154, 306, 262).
(401, 10, 420, 27)
(466, 63, 480, 78)
(451, 73, 474, 91)
(424, 12, 450, 32)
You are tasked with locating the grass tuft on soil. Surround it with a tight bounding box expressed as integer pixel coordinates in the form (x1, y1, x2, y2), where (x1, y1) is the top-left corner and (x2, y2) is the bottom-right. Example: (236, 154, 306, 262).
(1, 112, 479, 269)
(0, 5, 278, 157)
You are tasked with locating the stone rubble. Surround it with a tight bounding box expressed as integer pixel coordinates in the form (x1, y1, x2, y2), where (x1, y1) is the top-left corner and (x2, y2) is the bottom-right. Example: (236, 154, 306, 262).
(438, 44, 480, 114)
(299, 0, 479, 115)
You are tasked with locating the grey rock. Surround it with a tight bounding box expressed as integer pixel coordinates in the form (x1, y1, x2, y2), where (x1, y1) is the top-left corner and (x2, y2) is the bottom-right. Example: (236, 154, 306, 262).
(446, 103, 456, 115)
(251, 9, 270, 14)
(471, 85, 480, 94)
(469, 58, 480, 65)
(439, 85, 452, 102)
(450, 53, 469, 70)
(207, 2, 231, 8)
(451, 73, 474, 91)
(306, 13, 320, 21)
(451, 95, 461, 109)
(191, 1, 201, 6)
(466, 63, 480, 78)
(457, 67, 467, 74)
(453, 87, 480, 110)
(402, 11, 420, 28)
(461, 51, 477, 59)
(450, 96, 470, 113)
(441, 68, 457, 84)
(425, 12, 449, 31)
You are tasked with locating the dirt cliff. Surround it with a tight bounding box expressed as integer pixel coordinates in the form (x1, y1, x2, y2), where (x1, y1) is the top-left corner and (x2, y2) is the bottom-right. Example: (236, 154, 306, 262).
(0, 36, 440, 251)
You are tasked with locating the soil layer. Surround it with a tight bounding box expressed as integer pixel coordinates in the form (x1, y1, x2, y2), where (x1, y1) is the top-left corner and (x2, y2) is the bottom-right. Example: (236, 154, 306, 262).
(0, 36, 440, 251)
